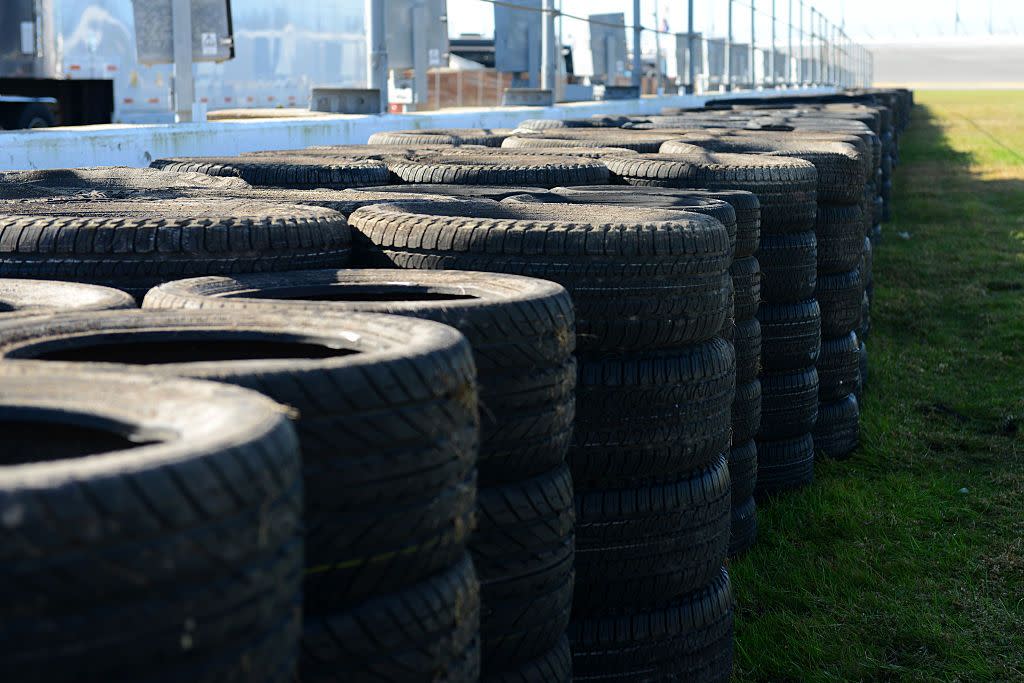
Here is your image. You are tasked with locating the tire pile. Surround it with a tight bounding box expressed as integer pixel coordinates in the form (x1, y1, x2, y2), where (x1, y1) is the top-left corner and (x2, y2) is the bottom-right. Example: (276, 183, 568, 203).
(0, 87, 911, 682)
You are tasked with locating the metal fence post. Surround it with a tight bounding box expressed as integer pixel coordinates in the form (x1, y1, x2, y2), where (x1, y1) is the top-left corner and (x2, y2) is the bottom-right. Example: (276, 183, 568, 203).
(787, 0, 793, 84)
(365, 0, 388, 113)
(171, 0, 194, 123)
(725, 0, 733, 90)
(799, 0, 804, 84)
(751, 0, 756, 88)
(632, 0, 642, 87)
(687, 0, 696, 94)
(770, 0, 776, 87)
(541, 0, 555, 91)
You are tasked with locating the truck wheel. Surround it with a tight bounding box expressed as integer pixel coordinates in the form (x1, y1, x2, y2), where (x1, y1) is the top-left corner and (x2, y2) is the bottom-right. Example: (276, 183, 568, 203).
(11, 103, 55, 129)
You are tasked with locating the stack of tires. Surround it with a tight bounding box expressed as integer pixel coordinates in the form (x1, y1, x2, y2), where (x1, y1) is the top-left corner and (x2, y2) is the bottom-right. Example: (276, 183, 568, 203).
(347, 199, 738, 682)
(498, 184, 763, 557)
(144, 269, 580, 682)
(0, 310, 483, 681)
(605, 148, 820, 498)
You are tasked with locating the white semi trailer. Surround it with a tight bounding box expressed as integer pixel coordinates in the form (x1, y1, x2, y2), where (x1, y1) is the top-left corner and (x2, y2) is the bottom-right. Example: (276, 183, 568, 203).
(0, 0, 366, 127)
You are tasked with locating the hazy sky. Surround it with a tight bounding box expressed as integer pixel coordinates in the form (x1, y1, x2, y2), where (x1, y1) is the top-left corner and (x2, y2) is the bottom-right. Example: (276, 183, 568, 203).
(448, 0, 1024, 43)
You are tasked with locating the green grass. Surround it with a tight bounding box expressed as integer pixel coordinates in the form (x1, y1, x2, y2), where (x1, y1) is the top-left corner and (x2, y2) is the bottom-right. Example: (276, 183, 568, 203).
(732, 91, 1024, 681)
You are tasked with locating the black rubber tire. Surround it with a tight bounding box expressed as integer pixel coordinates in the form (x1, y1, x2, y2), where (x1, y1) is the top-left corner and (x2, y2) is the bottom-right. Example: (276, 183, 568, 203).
(0, 310, 478, 616)
(568, 567, 734, 682)
(758, 367, 820, 441)
(516, 117, 626, 130)
(145, 268, 575, 485)
(755, 433, 815, 497)
(483, 636, 571, 683)
(573, 455, 731, 611)
(662, 136, 866, 204)
(757, 300, 822, 372)
(757, 231, 818, 304)
(552, 187, 762, 259)
(383, 153, 608, 188)
(0, 166, 252, 199)
(861, 235, 874, 288)
(0, 365, 302, 682)
(0, 197, 352, 297)
(858, 340, 868, 397)
(814, 394, 860, 460)
(731, 256, 761, 319)
(503, 130, 677, 153)
(818, 331, 861, 402)
(0, 278, 135, 316)
(732, 380, 763, 446)
(486, 145, 638, 159)
(604, 151, 817, 234)
(509, 186, 738, 256)
(6, 101, 55, 129)
(572, 339, 736, 488)
(371, 183, 555, 201)
(475, 465, 575, 670)
(301, 555, 481, 682)
(150, 156, 389, 189)
(734, 317, 762, 384)
(817, 268, 865, 337)
(350, 200, 732, 353)
(728, 438, 758, 503)
(816, 203, 866, 273)
(728, 496, 758, 557)
(859, 290, 872, 340)
(368, 128, 512, 147)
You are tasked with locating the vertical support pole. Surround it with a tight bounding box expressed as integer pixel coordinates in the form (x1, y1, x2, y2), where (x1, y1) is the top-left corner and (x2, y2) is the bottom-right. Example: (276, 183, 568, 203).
(687, 0, 696, 94)
(787, 0, 793, 84)
(798, 0, 804, 84)
(365, 0, 388, 113)
(541, 0, 556, 91)
(750, 0, 756, 88)
(654, 4, 662, 94)
(171, 0, 194, 123)
(555, 0, 565, 101)
(725, 0, 733, 91)
(769, 0, 776, 87)
(412, 0, 428, 108)
(632, 0, 643, 87)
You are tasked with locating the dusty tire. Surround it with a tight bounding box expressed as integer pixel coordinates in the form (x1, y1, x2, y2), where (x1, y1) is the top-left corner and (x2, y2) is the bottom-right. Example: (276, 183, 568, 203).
(757, 231, 817, 303)
(573, 455, 731, 611)
(371, 183, 554, 201)
(757, 300, 822, 371)
(368, 128, 512, 147)
(816, 203, 866, 273)
(730, 256, 761, 319)
(734, 317, 762, 384)
(814, 394, 860, 460)
(0, 310, 479, 615)
(756, 434, 815, 497)
(349, 200, 732, 353)
(0, 365, 302, 682)
(728, 439, 758, 503)
(301, 556, 481, 682)
(732, 379, 762, 446)
(818, 331, 861, 402)
(817, 268, 865, 337)
(383, 153, 608, 188)
(728, 496, 758, 557)
(572, 339, 736, 487)
(605, 151, 817, 234)
(0, 197, 351, 297)
(145, 268, 575, 484)
(150, 156, 389, 189)
(0, 279, 135, 316)
(568, 568, 734, 682)
(758, 367, 820, 441)
(0, 166, 253, 199)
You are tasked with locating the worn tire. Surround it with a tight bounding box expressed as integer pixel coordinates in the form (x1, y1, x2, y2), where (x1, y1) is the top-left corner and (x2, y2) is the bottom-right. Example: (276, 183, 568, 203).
(732, 380, 762, 446)
(145, 268, 575, 484)
(0, 310, 479, 615)
(817, 268, 865, 337)
(572, 339, 736, 487)
(383, 153, 608, 188)
(150, 156, 389, 189)
(0, 278, 135, 316)
(0, 365, 302, 683)
(368, 128, 512, 147)
(350, 200, 732, 352)
(757, 300, 822, 371)
(861, 235, 874, 289)
(573, 455, 731, 611)
(0, 166, 252, 199)
(475, 466, 575, 669)
(758, 367, 819, 441)
(756, 434, 815, 497)
(728, 496, 758, 557)
(814, 394, 860, 460)
(816, 203, 866, 273)
(818, 331, 860, 402)
(568, 568, 734, 682)
(731, 256, 761, 319)
(757, 231, 817, 304)
(728, 438, 758, 503)
(857, 340, 869, 397)
(503, 130, 676, 153)
(0, 197, 351, 297)
(483, 636, 571, 683)
(371, 183, 554, 201)
(605, 151, 817, 234)
(733, 317, 762, 384)
(301, 555, 481, 682)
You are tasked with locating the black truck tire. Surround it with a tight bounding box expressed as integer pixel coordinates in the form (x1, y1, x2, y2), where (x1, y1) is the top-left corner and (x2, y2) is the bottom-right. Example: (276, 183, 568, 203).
(151, 156, 389, 189)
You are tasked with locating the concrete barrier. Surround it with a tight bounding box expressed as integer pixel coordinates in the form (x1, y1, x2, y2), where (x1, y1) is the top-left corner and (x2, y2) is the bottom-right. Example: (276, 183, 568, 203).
(0, 87, 836, 171)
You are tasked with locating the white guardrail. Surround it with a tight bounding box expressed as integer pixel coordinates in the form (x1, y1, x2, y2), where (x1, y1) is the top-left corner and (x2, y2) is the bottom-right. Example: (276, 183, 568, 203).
(0, 87, 836, 172)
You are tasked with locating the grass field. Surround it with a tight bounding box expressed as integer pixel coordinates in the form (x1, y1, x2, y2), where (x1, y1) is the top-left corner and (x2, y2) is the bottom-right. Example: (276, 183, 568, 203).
(731, 90, 1024, 681)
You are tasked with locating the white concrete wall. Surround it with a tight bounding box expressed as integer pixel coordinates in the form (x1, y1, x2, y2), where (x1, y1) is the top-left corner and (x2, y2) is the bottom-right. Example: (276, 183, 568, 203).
(0, 88, 836, 171)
